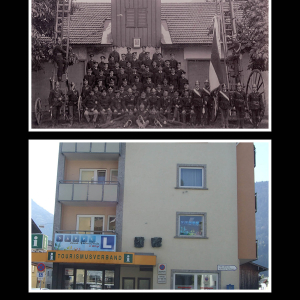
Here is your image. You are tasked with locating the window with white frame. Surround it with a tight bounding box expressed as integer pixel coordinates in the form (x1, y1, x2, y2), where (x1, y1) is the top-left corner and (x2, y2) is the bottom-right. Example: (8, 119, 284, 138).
(175, 212, 207, 239)
(80, 169, 106, 183)
(107, 215, 116, 231)
(110, 169, 118, 182)
(173, 272, 219, 290)
(76, 215, 105, 234)
(176, 164, 207, 189)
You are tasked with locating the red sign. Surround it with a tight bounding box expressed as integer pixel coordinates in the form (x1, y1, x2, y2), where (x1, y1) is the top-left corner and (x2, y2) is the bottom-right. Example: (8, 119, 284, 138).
(37, 263, 45, 272)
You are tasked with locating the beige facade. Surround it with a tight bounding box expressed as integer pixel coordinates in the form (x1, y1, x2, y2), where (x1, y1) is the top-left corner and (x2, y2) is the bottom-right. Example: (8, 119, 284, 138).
(121, 143, 241, 289)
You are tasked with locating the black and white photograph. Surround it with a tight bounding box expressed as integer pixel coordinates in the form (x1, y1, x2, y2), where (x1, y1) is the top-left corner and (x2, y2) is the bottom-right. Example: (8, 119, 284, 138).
(30, 0, 270, 130)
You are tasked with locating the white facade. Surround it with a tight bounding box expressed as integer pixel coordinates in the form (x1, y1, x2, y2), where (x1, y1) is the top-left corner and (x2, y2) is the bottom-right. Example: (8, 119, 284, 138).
(121, 143, 240, 289)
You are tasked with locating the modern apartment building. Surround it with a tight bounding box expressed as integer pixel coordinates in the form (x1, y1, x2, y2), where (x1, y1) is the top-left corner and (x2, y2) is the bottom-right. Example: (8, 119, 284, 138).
(35, 142, 257, 290)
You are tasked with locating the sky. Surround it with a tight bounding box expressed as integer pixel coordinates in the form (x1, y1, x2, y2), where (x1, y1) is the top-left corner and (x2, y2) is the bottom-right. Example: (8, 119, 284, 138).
(29, 140, 270, 215)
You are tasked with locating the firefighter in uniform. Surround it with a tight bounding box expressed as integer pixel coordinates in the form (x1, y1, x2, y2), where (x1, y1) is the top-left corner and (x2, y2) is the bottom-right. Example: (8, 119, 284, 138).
(160, 90, 173, 120)
(181, 90, 195, 124)
(218, 84, 231, 128)
(66, 79, 79, 126)
(247, 83, 264, 128)
(48, 81, 64, 127)
(111, 90, 124, 119)
(136, 102, 150, 128)
(191, 81, 204, 126)
(83, 89, 99, 125)
(201, 79, 214, 126)
(53, 37, 67, 81)
(232, 82, 246, 128)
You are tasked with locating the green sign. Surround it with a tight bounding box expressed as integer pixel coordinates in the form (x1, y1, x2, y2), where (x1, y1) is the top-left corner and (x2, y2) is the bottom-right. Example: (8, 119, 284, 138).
(124, 254, 133, 263)
(32, 234, 48, 250)
(48, 251, 56, 261)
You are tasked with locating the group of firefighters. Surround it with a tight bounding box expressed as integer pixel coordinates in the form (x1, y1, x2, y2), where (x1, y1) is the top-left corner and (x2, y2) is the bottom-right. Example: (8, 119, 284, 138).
(49, 41, 264, 129)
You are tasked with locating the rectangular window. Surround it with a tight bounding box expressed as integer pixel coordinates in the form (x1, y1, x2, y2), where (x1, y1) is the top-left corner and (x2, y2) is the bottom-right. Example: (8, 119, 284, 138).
(126, 8, 135, 27)
(76, 215, 105, 234)
(174, 272, 218, 290)
(137, 8, 147, 27)
(179, 215, 203, 236)
(79, 169, 107, 183)
(176, 164, 207, 189)
(180, 167, 203, 188)
(125, 8, 147, 28)
(175, 212, 207, 239)
(107, 215, 116, 231)
(110, 169, 118, 182)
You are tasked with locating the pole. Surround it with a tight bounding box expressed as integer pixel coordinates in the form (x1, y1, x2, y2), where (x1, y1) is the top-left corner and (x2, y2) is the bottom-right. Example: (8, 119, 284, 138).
(219, 0, 230, 88)
(229, 0, 237, 36)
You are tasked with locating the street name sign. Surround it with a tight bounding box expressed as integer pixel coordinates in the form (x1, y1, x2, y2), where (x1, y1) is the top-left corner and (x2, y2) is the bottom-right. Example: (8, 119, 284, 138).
(217, 265, 237, 271)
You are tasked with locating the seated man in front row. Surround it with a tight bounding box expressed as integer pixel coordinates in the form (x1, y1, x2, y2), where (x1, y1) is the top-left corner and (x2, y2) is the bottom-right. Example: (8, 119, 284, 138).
(83, 89, 98, 125)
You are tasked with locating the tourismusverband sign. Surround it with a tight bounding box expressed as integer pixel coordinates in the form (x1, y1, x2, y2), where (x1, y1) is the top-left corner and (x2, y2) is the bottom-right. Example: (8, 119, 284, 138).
(47, 250, 134, 264)
(54, 233, 116, 252)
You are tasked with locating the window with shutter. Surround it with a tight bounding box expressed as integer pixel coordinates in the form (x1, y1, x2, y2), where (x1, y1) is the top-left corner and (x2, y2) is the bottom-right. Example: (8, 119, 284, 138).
(126, 8, 135, 27)
(137, 8, 147, 27)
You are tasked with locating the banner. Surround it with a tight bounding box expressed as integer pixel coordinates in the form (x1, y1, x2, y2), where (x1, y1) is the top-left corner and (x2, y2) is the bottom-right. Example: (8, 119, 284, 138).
(209, 15, 224, 91)
(54, 233, 116, 252)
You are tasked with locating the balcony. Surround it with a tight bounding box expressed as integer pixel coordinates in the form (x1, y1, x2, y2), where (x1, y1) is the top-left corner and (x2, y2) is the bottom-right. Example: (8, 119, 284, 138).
(58, 181, 119, 206)
(61, 143, 120, 161)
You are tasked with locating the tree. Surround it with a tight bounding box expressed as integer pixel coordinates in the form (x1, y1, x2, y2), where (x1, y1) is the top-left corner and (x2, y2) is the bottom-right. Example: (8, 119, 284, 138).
(236, 0, 269, 71)
(206, 0, 269, 71)
(31, 0, 79, 72)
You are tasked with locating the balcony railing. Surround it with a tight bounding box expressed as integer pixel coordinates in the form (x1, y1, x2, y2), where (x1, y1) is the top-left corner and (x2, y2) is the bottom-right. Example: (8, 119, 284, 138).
(58, 180, 119, 202)
(55, 230, 116, 235)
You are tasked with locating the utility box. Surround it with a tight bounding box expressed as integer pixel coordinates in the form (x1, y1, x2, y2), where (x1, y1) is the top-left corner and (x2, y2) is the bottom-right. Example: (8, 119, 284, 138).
(32, 233, 48, 251)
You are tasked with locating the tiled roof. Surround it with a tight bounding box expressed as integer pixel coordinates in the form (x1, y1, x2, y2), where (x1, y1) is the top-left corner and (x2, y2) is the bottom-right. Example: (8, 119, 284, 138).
(161, 2, 243, 44)
(69, 2, 111, 44)
(67, 2, 243, 45)
(161, 3, 216, 44)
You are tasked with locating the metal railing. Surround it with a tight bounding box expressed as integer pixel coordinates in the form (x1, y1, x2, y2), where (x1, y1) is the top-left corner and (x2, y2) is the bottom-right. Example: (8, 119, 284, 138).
(55, 230, 116, 235)
(58, 180, 119, 202)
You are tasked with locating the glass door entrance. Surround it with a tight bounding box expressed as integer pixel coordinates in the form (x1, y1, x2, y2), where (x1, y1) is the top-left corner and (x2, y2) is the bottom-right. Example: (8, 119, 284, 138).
(86, 270, 102, 289)
(64, 268, 115, 289)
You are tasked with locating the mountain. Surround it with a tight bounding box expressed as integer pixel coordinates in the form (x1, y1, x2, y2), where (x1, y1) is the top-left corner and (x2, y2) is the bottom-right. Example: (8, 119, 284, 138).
(31, 199, 54, 241)
(255, 181, 269, 276)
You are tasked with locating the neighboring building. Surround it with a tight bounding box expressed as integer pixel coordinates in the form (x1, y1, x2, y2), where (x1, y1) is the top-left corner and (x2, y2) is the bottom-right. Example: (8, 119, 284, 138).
(240, 261, 268, 289)
(31, 219, 53, 289)
(31, 0, 268, 113)
(30, 142, 260, 290)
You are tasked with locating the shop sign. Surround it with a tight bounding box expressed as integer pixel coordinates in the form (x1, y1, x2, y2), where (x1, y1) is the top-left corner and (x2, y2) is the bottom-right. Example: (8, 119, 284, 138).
(47, 250, 135, 265)
(54, 233, 116, 252)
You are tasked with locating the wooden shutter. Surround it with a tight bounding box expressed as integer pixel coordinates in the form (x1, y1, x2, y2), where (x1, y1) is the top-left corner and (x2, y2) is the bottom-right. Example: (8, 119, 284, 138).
(137, 8, 147, 28)
(126, 8, 135, 27)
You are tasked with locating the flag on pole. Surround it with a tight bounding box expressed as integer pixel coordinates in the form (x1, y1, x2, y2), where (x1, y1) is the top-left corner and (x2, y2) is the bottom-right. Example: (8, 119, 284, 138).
(209, 16, 224, 91)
